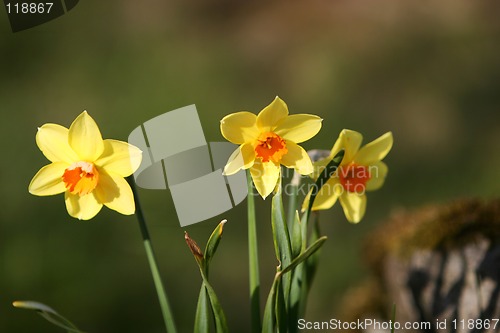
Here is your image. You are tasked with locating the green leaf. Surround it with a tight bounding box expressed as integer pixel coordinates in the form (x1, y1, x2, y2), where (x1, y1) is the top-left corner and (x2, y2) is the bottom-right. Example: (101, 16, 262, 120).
(288, 211, 314, 333)
(194, 285, 210, 333)
(304, 214, 322, 292)
(199, 269, 229, 333)
(271, 178, 293, 306)
(13, 301, 85, 333)
(306, 149, 344, 215)
(287, 171, 301, 258)
(190, 221, 229, 333)
(287, 235, 328, 333)
(280, 236, 327, 276)
(275, 277, 287, 333)
(262, 273, 280, 333)
(204, 219, 227, 271)
(290, 210, 302, 259)
(288, 149, 344, 330)
(288, 264, 303, 333)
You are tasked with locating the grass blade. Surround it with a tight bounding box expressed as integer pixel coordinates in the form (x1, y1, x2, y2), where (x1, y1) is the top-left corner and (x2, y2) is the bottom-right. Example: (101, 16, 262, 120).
(13, 300, 85, 333)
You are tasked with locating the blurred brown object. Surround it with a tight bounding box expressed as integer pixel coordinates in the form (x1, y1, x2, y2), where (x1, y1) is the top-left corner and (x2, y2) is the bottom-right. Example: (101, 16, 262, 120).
(339, 199, 500, 333)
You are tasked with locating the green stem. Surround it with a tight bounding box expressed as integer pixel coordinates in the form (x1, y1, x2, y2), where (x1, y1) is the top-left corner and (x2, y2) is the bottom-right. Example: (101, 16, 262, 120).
(247, 171, 261, 333)
(128, 177, 177, 333)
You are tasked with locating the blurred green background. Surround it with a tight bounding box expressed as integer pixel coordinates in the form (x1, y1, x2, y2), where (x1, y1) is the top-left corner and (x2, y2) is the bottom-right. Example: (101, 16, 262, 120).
(1, 1, 499, 332)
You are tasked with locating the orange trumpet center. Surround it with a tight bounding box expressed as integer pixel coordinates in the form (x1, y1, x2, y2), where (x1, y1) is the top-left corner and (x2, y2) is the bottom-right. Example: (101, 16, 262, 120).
(255, 132, 288, 163)
(62, 161, 99, 196)
(338, 163, 371, 193)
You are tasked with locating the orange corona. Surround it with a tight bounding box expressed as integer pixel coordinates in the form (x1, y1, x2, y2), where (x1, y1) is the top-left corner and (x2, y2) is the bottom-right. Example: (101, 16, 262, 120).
(62, 161, 99, 196)
(254, 132, 288, 163)
(338, 163, 371, 193)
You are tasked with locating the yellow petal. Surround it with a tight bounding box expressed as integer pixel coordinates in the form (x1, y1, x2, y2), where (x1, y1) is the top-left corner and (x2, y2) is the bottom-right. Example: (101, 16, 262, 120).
(365, 161, 388, 191)
(339, 192, 366, 223)
(95, 170, 135, 215)
(220, 111, 259, 144)
(65, 191, 103, 220)
(330, 129, 363, 165)
(250, 159, 280, 199)
(274, 114, 322, 143)
(310, 177, 342, 211)
(36, 124, 79, 163)
(28, 162, 68, 196)
(95, 139, 142, 177)
(354, 132, 393, 165)
(256, 96, 289, 132)
(281, 141, 313, 175)
(68, 111, 105, 161)
(223, 143, 255, 176)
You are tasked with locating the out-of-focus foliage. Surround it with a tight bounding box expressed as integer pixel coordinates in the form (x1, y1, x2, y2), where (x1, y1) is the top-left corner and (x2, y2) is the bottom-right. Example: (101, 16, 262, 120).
(1, 1, 499, 332)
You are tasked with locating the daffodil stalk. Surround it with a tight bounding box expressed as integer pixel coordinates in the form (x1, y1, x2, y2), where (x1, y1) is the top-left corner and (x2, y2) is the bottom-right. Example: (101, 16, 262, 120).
(128, 177, 178, 333)
(246, 171, 261, 333)
(220, 97, 324, 332)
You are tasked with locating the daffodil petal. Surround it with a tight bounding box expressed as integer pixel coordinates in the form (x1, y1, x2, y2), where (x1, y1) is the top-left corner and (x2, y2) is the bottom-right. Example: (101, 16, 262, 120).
(281, 141, 313, 175)
(311, 177, 342, 211)
(65, 191, 103, 220)
(95, 139, 142, 177)
(250, 159, 280, 199)
(354, 132, 393, 165)
(220, 111, 259, 144)
(28, 162, 68, 196)
(68, 111, 105, 161)
(339, 192, 366, 223)
(95, 170, 135, 215)
(274, 114, 322, 143)
(331, 129, 363, 164)
(256, 96, 289, 132)
(36, 124, 79, 163)
(366, 161, 388, 191)
(223, 143, 255, 176)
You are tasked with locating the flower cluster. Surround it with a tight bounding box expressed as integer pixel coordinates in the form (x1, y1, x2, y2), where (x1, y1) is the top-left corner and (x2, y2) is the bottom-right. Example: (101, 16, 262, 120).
(221, 97, 393, 223)
(24, 99, 394, 333)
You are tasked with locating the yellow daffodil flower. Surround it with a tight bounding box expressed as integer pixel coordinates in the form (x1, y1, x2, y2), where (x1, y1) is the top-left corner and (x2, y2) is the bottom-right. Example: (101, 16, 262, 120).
(221, 96, 322, 198)
(310, 129, 393, 223)
(29, 111, 142, 220)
